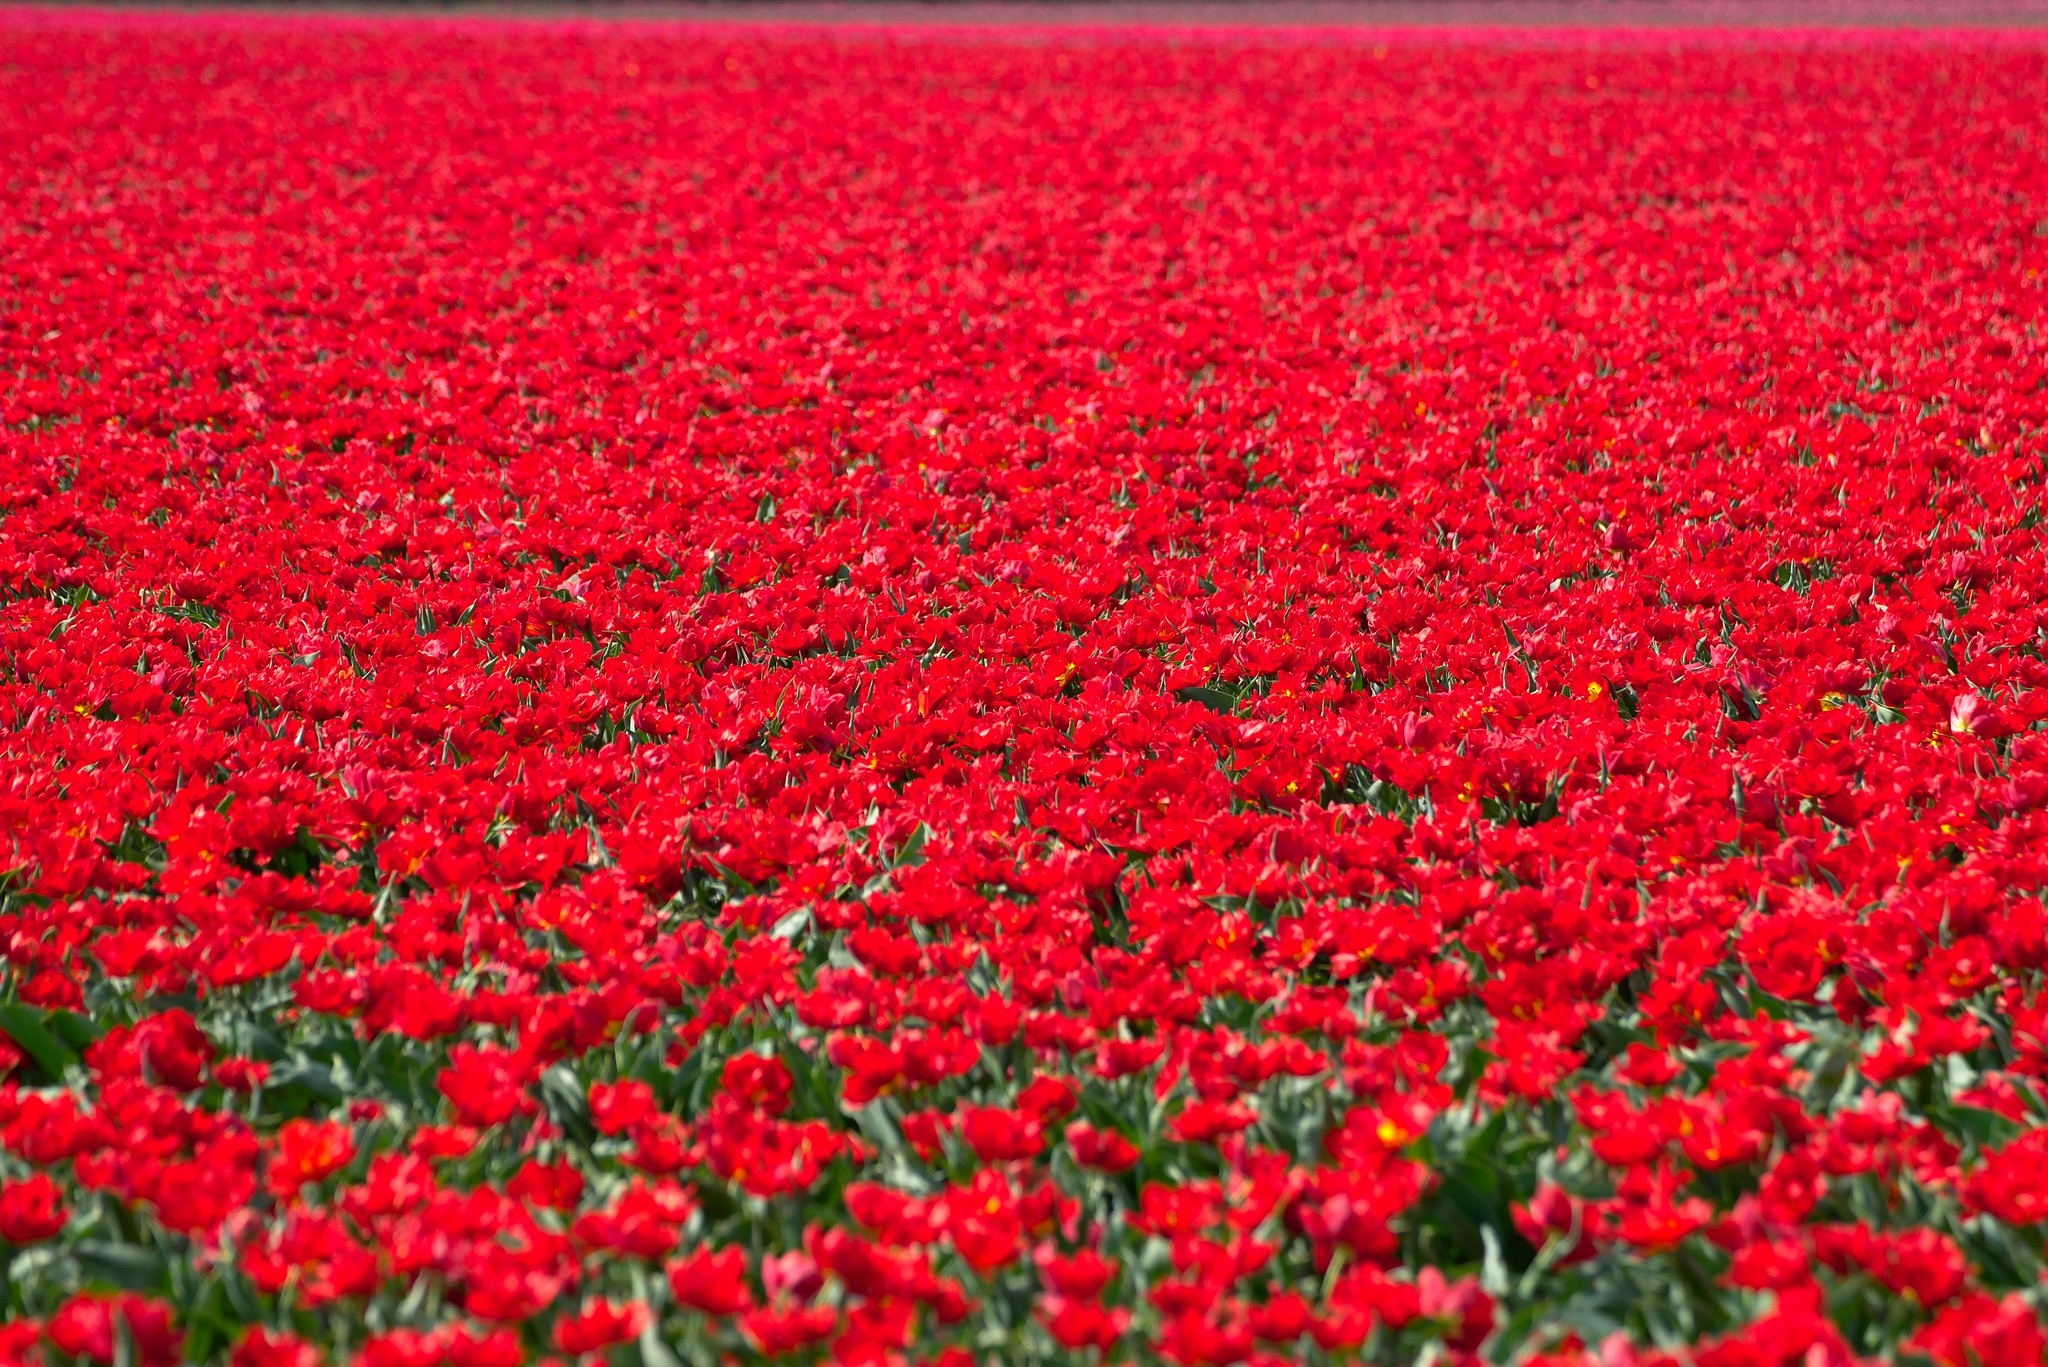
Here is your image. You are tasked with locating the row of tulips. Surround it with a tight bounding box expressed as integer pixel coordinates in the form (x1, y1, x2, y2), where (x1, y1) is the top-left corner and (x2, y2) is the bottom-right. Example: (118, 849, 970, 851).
(4, 11, 2048, 1367)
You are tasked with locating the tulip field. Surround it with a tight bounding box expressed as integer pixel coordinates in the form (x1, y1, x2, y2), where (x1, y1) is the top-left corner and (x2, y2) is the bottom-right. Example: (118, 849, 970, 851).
(3, 10, 2048, 1367)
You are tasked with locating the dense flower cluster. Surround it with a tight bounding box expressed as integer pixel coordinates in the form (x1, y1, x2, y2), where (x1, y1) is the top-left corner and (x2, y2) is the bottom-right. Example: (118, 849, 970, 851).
(3, 10, 2048, 1366)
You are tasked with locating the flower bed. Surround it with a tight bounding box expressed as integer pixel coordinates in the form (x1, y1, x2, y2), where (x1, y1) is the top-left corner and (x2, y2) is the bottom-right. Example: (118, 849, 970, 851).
(2, 12, 2048, 1367)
